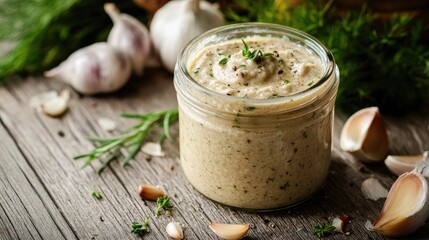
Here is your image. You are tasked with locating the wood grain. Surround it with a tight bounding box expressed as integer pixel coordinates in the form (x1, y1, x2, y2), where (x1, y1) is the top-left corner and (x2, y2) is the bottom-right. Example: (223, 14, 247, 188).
(0, 71, 428, 239)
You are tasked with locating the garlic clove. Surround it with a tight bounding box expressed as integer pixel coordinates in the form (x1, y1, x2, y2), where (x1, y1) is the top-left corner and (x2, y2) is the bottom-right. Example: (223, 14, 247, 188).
(340, 107, 388, 162)
(97, 118, 117, 132)
(45, 42, 132, 95)
(29, 91, 59, 110)
(41, 97, 68, 117)
(368, 171, 429, 237)
(361, 178, 388, 201)
(209, 223, 250, 240)
(104, 3, 151, 76)
(150, 0, 224, 72)
(141, 142, 165, 157)
(332, 217, 344, 233)
(166, 222, 184, 239)
(138, 184, 165, 201)
(385, 154, 423, 176)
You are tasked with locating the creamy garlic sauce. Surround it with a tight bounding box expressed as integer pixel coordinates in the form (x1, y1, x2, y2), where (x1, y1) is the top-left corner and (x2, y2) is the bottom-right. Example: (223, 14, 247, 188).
(188, 37, 323, 99)
(178, 35, 336, 209)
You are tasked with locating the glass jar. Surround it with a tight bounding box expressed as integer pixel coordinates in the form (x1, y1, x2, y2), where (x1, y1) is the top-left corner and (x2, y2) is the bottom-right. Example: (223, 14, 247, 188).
(174, 23, 339, 210)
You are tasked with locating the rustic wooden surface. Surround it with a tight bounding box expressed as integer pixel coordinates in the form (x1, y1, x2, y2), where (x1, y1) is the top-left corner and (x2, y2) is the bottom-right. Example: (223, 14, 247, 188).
(0, 70, 428, 240)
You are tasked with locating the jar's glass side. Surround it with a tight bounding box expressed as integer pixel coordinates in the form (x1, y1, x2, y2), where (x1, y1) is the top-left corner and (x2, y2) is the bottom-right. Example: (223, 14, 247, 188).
(174, 23, 340, 210)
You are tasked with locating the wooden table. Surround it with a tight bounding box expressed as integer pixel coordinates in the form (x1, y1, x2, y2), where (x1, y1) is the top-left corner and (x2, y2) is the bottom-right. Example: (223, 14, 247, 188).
(1, 70, 428, 239)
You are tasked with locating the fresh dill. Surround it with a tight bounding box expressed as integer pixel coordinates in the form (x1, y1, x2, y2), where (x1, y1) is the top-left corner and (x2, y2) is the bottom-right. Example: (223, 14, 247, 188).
(155, 196, 173, 216)
(131, 216, 150, 235)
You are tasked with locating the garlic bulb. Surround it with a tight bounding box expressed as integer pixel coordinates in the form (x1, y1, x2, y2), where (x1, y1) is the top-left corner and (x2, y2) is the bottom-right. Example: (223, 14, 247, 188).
(368, 153, 429, 237)
(104, 3, 151, 76)
(45, 43, 131, 95)
(150, 0, 224, 72)
(340, 107, 388, 162)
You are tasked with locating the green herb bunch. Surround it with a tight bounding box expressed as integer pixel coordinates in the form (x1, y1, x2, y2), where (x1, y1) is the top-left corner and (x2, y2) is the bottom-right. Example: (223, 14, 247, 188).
(226, 0, 429, 113)
(0, 0, 148, 81)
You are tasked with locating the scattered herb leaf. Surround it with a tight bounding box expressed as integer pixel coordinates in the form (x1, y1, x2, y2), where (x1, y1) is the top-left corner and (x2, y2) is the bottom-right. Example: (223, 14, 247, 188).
(314, 223, 335, 238)
(283, 79, 290, 84)
(131, 216, 150, 235)
(209, 72, 214, 77)
(155, 196, 173, 216)
(193, 68, 200, 74)
(92, 191, 102, 200)
(308, 81, 314, 86)
(218, 54, 231, 66)
(244, 106, 256, 111)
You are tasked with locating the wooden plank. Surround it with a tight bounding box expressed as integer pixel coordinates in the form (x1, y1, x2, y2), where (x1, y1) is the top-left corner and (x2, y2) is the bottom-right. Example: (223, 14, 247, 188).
(0, 116, 75, 239)
(0, 72, 428, 239)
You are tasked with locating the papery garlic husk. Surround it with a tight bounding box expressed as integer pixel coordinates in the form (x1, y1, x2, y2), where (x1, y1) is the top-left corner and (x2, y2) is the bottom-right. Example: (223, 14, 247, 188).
(45, 43, 131, 95)
(209, 223, 250, 240)
(340, 107, 388, 162)
(97, 118, 117, 132)
(368, 171, 429, 237)
(361, 178, 388, 201)
(150, 0, 224, 72)
(385, 154, 423, 176)
(166, 222, 184, 239)
(138, 184, 165, 201)
(104, 3, 151, 76)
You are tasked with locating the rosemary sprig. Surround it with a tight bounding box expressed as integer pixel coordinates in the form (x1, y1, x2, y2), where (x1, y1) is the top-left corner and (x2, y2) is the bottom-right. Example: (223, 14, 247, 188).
(74, 108, 178, 174)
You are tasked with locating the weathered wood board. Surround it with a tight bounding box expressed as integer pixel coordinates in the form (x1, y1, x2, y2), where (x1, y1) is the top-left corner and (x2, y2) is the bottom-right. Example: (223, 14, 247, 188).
(0, 71, 428, 239)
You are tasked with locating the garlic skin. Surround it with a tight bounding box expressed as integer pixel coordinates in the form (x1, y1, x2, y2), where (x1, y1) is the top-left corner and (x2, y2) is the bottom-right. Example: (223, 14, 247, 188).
(385, 154, 423, 176)
(361, 178, 388, 201)
(104, 3, 151, 76)
(150, 0, 224, 72)
(368, 171, 429, 237)
(340, 107, 388, 162)
(45, 43, 131, 95)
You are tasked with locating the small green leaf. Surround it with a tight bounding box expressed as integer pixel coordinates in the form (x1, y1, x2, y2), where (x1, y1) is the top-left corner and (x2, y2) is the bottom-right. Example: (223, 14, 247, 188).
(92, 191, 102, 200)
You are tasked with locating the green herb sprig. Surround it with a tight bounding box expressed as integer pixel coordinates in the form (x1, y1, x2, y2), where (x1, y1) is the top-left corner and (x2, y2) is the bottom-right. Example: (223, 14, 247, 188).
(314, 223, 335, 238)
(91, 191, 102, 200)
(155, 196, 173, 216)
(131, 216, 150, 235)
(241, 39, 273, 63)
(74, 108, 178, 174)
(219, 55, 231, 65)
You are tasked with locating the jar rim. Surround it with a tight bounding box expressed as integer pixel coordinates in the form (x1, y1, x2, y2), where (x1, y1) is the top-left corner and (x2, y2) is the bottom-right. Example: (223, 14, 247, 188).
(176, 22, 336, 107)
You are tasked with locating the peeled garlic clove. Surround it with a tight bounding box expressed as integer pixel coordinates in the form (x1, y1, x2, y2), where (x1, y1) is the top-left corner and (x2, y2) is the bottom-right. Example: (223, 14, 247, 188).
(361, 178, 388, 201)
(138, 184, 165, 201)
(141, 142, 165, 157)
(340, 107, 388, 162)
(29, 91, 59, 109)
(150, 0, 224, 72)
(41, 97, 68, 117)
(209, 223, 250, 240)
(45, 42, 131, 95)
(385, 154, 423, 176)
(166, 222, 184, 239)
(97, 118, 117, 132)
(368, 171, 429, 237)
(104, 3, 151, 76)
(332, 217, 344, 233)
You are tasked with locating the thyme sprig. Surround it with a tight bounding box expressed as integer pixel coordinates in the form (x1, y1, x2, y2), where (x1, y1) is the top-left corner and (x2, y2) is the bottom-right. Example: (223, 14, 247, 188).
(155, 196, 173, 216)
(241, 39, 273, 63)
(74, 108, 178, 174)
(314, 223, 335, 238)
(131, 216, 150, 235)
